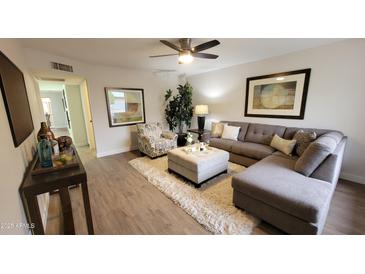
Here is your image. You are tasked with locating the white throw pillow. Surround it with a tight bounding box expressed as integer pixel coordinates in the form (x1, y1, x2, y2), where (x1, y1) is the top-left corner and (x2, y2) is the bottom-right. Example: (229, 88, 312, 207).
(221, 124, 240, 141)
(270, 134, 297, 155)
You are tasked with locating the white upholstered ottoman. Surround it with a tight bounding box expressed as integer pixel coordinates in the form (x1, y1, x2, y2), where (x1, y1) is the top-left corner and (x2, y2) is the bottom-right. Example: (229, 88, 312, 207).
(167, 146, 229, 188)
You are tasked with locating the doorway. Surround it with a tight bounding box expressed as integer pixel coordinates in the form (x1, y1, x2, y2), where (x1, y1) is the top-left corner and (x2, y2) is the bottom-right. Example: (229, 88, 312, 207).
(38, 79, 96, 151)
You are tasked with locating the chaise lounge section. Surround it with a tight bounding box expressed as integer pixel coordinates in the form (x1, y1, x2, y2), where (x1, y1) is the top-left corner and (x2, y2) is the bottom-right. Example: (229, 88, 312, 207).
(210, 121, 347, 234)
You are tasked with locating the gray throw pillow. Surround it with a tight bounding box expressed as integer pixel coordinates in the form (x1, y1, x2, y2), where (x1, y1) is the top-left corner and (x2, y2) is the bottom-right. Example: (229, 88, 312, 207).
(293, 130, 317, 156)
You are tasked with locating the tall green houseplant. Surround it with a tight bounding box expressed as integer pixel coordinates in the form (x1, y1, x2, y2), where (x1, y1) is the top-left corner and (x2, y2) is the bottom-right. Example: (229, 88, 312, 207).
(164, 82, 193, 134)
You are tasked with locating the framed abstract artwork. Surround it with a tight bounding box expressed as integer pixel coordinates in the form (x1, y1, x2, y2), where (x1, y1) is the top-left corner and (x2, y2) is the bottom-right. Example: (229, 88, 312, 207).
(105, 87, 145, 127)
(244, 69, 311, 119)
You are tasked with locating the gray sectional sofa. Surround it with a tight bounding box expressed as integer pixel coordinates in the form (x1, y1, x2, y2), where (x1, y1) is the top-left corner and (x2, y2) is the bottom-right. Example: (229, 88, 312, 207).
(210, 121, 347, 234)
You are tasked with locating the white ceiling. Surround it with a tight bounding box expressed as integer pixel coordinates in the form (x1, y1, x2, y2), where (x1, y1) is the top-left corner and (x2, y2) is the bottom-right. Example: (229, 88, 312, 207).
(20, 38, 344, 76)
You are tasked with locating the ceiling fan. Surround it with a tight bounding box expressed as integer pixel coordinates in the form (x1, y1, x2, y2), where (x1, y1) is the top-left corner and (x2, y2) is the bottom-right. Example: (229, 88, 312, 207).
(150, 38, 220, 64)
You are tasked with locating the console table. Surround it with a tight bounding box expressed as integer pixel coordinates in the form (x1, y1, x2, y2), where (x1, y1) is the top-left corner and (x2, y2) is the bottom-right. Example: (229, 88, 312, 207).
(187, 129, 211, 143)
(19, 147, 94, 235)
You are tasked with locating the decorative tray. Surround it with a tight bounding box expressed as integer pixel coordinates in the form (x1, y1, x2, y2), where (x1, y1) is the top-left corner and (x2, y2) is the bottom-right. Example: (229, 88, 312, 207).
(31, 153, 79, 176)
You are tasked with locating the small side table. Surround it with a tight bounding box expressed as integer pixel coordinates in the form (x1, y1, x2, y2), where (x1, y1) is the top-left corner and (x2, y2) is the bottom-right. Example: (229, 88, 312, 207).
(19, 147, 94, 235)
(187, 129, 211, 143)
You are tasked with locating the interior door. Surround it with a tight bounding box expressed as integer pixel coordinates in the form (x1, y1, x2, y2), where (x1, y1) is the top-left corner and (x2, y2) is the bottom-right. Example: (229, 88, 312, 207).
(62, 90, 71, 129)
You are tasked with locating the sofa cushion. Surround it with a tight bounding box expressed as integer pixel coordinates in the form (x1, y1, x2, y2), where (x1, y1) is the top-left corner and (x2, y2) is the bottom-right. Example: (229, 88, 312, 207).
(245, 123, 286, 145)
(272, 151, 299, 161)
(232, 155, 332, 223)
(221, 121, 249, 142)
(209, 138, 236, 152)
(295, 131, 344, 176)
(231, 142, 275, 160)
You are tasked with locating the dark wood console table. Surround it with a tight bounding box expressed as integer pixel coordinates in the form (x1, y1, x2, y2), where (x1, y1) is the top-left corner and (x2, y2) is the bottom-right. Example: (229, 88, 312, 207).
(19, 147, 94, 235)
(187, 129, 211, 143)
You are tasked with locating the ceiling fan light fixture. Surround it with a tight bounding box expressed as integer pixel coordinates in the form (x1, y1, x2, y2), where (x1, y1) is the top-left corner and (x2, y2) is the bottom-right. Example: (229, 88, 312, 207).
(178, 51, 194, 64)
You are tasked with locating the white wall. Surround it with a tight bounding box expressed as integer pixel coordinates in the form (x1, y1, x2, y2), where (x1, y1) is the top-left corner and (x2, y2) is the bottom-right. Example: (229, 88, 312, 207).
(0, 39, 48, 234)
(40, 90, 68, 128)
(188, 39, 365, 184)
(24, 48, 179, 157)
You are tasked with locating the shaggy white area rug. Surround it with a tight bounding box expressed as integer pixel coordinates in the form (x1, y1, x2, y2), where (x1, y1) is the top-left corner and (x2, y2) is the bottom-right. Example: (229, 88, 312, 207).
(129, 156, 260, 234)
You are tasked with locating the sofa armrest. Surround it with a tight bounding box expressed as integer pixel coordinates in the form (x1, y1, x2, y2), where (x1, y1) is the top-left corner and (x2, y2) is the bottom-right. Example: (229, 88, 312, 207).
(310, 137, 347, 184)
(161, 131, 177, 140)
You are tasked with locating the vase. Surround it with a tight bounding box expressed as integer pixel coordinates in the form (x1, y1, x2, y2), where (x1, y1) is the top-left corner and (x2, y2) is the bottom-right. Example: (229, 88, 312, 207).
(177, 133, 187, 147)
(37, 137, 53, 168)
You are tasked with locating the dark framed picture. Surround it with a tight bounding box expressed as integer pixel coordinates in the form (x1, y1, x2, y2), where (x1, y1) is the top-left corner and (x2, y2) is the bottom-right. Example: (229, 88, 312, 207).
(245, 69, 311, 119)
(105, 87, 145, 127)
(0, 50, 34, 147)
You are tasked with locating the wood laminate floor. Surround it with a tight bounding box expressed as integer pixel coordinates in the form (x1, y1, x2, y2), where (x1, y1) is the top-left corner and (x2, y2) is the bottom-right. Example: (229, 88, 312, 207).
(46, 147, 365, 235)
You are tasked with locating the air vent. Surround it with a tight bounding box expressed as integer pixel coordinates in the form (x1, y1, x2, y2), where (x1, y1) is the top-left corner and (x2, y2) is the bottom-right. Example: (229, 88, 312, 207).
(51, 62, 73, 72)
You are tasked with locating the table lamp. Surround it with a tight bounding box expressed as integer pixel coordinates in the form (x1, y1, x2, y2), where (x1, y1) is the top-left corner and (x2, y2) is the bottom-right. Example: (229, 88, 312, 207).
(195, 105, 209, 131)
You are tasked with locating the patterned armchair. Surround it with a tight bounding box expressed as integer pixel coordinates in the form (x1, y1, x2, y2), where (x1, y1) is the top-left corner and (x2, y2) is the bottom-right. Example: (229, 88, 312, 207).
(136, 122, 178, 158)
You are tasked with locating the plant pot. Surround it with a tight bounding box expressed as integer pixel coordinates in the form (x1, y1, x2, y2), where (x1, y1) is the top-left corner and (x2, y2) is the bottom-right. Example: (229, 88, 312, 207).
(177, 133, 187, 147)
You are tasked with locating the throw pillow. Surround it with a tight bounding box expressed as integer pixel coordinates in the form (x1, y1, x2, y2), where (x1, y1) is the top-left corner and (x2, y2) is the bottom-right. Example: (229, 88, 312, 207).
(211, 122, 227, 138)
(293, 130, 317, 156)
(221, 124, 240, 141)
(161, 131, 176, 140)
(270, 134, 297, 155)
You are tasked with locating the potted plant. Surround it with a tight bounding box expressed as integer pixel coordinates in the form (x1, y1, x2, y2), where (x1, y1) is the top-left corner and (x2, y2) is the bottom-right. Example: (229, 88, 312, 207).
(164, 82, 194, 146)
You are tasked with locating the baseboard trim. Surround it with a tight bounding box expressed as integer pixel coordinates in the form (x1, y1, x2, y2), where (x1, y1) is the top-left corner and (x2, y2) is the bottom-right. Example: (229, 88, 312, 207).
(340, 172, 365, 185)
(96, 146, 137, 158)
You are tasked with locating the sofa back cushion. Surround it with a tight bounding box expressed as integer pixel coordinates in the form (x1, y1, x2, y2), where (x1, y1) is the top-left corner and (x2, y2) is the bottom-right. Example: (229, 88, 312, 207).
(245, 123, 286, 145)
(283, 127, 331, 140)
(294, 131, 344, 176)
(221, 121, 249, 142)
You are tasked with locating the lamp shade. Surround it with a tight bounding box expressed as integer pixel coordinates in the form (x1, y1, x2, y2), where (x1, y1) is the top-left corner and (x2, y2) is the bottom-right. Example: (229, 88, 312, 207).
(195, 105, 209, 116)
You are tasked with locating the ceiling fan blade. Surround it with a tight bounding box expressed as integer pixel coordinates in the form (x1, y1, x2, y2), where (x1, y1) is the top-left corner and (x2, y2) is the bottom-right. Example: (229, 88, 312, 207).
(160, 40, 181, 52)
(149, 54, 178, 58)
(192, 52, 219, 59)
(192, 40, 220, 52)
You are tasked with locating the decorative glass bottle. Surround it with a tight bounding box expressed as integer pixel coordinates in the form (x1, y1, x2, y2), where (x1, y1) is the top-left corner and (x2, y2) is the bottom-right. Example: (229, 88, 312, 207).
(37, 135, 53, 168)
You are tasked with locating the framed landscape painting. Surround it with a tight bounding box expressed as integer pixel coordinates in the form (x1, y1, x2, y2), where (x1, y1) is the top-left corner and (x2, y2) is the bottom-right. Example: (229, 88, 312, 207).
(245, 69, 311, 119)
(105, 87, 145, 127)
